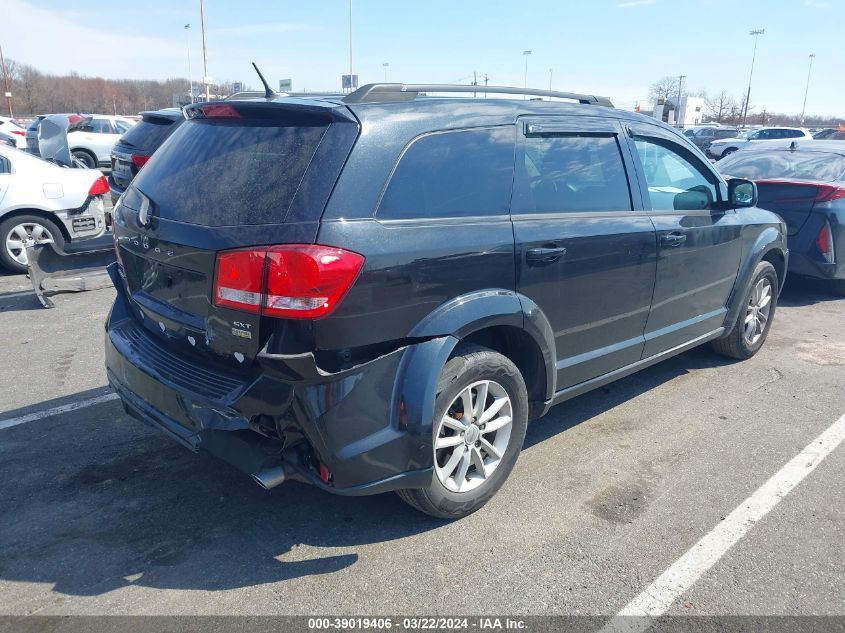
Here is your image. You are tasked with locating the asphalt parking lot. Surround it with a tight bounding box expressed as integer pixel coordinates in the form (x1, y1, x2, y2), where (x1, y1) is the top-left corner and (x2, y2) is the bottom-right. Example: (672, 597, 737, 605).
(0, 271, 843, 619)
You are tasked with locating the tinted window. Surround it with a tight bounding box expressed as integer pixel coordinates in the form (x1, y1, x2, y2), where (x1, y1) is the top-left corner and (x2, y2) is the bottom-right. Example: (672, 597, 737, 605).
(696, 129, 715, 138)
(716, 130, 737, 139)
(717, 150, 845, 182)
(133, 111, 330, 226)
(0, 156, 10, 174)
(378, 127, 514, 220)
(83, 119, 113, 134)
(513, 134, 632, 214)
(120, 116, 178, 151)
(634, 138, 717, 210)
(783, 129, 805, 139)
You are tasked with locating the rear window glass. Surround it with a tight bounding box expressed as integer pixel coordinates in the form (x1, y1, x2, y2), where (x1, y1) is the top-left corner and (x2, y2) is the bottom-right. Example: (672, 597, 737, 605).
(119, 117, 178, 152)
(718, 151, 845, 182)
(378, 127, 514, 220)
(132, 111, 330, 226)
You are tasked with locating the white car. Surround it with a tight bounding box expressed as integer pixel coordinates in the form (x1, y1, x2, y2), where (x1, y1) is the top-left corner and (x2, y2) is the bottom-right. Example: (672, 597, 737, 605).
(25, 115, 135, 168)
(708, 127, 813, 159)
(0, 116, 27, 149)
(68, 115, 136, 168)
(0, 145, 109, 272)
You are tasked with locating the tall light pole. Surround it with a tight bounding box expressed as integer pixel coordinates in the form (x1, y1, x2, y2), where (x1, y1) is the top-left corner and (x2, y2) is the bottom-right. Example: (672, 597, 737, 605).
(801, 53, 816, 124)
(549, 68, 553, 92)
(199, 0, 210, 101)
(676, 74, 686, 127)
(742, 29, 765, 128)
(522, 50, 532, 97)
(184, 24, 193, 102)
(382, 62, 389, 82)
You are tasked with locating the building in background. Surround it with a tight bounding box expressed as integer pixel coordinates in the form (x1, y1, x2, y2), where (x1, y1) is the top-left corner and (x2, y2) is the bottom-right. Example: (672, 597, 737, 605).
(648, 95, 705, 128)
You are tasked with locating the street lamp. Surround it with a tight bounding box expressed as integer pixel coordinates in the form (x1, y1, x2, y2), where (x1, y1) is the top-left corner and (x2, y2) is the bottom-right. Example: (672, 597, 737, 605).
(741, 29, 765, 128)
(676, 74, 686, 128)
(549, 68, 553, 92)
(199, 0, 210, 101)
(184, 24, 193, 102)
(522, 50, 532, 97)
(801, 53, 816, 124)
(383, 62, 389, 82)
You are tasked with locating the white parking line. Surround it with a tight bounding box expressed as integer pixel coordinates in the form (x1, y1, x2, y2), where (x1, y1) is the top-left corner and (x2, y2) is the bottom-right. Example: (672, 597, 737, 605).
(602, 412, 845, 632)
(0, 392, 120, 431)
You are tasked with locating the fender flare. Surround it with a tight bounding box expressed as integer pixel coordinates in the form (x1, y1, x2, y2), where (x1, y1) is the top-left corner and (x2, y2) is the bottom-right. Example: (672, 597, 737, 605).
(391, 290, 557, 469)
(722, 227, 787, 333)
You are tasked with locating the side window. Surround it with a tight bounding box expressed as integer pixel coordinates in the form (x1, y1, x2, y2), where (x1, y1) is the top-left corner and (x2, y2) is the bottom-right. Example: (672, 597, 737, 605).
(115, 120, 131, 134)
(633, 137, 718, 211)
(0, 156, 10, 174)
(784, 129, 804, 139)
(378, 127, 514, 220)
(86, 119, 112, 134)
(512, 133, 632, 214)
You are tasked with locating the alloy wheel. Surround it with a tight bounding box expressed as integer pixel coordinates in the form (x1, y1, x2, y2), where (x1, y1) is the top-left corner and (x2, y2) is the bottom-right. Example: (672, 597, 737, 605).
(5, 222, 55, 266)
(434, 380, 513, 493)
(744, 277, 772, 345)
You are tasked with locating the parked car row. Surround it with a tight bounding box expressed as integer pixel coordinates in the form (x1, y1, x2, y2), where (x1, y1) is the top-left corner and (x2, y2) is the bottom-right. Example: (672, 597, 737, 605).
(25, 114, 136, 168)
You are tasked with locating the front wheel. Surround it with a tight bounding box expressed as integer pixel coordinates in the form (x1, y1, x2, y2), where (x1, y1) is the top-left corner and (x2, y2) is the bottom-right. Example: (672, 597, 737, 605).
(711, 261, 778, 359)
(396, 345, 528, 519)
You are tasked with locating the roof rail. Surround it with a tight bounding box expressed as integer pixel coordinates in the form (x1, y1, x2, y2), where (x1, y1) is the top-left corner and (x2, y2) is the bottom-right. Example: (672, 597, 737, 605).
(343, 83, 613, 107)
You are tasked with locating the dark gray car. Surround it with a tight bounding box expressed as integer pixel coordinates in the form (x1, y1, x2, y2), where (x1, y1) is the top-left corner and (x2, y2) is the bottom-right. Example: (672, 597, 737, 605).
(105, 83, 787, 519)
(690, 127, 738, 152)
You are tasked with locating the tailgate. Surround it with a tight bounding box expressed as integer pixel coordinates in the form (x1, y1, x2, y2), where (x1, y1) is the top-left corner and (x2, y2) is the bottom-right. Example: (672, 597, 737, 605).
(112, 99, 359, 366)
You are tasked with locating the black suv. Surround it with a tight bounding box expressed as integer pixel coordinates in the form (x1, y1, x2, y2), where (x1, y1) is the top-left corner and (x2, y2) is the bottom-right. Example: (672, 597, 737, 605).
(106, 84, 787, 519)
(108, 108, 184, 204)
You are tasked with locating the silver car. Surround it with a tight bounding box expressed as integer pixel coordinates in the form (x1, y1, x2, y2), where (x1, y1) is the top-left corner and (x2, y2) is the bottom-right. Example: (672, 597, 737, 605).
(0, 145, 108, 273)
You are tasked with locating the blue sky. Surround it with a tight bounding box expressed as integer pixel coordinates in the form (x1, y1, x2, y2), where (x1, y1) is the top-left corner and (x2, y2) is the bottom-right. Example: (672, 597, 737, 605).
(7, 0, 844, 116)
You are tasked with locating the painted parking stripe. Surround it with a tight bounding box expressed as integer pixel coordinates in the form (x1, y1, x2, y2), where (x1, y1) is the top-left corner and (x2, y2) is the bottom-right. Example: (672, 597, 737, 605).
(604, 412, 845, 633)
(0, 392, 120, 431)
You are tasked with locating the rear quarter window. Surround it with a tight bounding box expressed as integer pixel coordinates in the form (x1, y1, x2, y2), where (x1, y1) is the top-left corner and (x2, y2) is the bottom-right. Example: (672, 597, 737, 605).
(377, 126, 515, 220)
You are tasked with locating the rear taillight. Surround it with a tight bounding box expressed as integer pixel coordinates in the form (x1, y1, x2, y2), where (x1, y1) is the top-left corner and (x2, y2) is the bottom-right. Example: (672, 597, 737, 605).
(815, 185, 845, 203)
(130, 154, 150, 169)
(11, 130, 24, 136)
(88, 175, 109, 196)
(817, 222, 835, 264)
(213, 245, 364, 319)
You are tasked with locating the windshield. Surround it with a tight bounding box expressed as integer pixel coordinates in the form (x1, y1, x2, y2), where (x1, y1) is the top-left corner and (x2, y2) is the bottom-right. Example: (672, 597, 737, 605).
(717, 150, 845, 182)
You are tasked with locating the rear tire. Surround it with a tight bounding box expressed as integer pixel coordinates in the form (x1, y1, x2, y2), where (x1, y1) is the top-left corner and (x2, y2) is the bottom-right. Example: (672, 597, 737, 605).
(396, 345, 528, 520)
(720, 148, 737, 159)
(711, 261, 778, 360)
(0, 215, 65, 273)
(71, 149, 97, 169)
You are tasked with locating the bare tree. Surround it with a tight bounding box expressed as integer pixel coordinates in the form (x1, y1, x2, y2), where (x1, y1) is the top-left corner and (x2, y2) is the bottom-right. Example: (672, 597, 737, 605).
(648, 76, 680, 103)
(706, 90, 736, 123)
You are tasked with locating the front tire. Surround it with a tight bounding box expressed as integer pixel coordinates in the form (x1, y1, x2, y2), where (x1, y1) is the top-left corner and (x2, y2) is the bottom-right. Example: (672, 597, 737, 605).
(0, 215, 65, 273)
(711, 261, 778, 360)
(396, 345, 528, 519)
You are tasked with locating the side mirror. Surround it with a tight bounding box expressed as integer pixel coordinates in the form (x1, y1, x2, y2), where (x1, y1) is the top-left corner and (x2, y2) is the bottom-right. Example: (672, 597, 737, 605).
(728, 178, 757, 208)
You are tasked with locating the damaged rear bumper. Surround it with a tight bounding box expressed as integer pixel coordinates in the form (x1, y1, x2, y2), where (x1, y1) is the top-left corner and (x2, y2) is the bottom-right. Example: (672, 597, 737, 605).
(104, 265, 436, 495)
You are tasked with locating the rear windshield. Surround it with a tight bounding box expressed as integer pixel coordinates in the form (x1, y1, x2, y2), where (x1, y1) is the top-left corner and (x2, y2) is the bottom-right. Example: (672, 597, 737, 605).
(119, 116, 179, 152)
(718, 150, 845, 182)
(132, 109, 330, 226)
